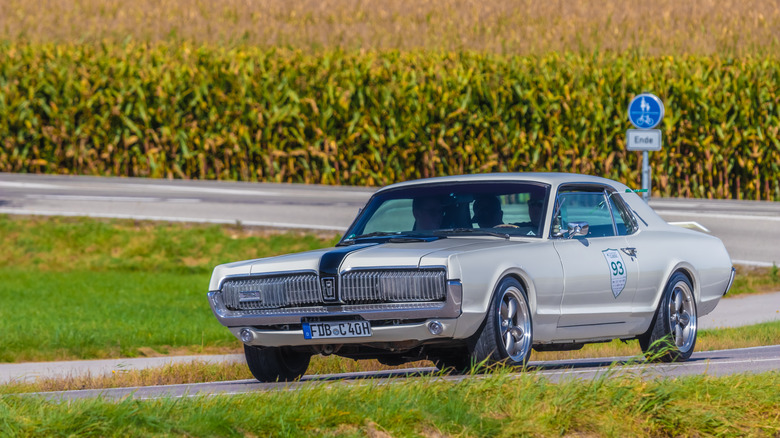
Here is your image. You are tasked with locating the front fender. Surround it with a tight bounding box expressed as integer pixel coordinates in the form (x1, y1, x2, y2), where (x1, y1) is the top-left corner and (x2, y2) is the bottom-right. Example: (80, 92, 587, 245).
(447, 241, 564, 342)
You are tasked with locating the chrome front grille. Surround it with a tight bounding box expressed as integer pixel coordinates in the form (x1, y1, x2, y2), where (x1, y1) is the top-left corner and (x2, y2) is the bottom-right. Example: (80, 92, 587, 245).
(340, 269, 446, 304)
(220, 269, 447, 311)
(222, 274, 320, 311)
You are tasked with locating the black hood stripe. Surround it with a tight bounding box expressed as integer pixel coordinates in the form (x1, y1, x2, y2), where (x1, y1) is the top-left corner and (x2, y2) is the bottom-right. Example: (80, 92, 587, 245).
(318, 243, 378, 278)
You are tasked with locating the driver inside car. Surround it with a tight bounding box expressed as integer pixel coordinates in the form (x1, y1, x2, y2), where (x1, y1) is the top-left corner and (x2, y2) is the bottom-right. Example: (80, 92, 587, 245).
(412, 196, 445, 230)
(471, 195, 504, 228)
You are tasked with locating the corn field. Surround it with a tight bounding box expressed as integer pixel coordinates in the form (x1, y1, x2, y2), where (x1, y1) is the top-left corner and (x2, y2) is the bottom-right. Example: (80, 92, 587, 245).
(0, 43, 778, 200)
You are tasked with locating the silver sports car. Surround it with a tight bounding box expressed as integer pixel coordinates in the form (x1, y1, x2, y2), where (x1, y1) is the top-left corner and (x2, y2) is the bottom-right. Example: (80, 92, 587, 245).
(207, 173, 735, 382)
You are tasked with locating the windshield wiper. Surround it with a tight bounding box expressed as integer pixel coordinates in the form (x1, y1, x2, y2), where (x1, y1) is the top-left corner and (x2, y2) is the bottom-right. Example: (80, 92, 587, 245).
(434, 228, 510, 240)
(349, 231, 400, 239)
(339, 231, 402, 245)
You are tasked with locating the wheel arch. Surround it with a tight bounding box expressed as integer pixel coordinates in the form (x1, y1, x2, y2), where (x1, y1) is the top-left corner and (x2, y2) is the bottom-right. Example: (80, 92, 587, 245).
(662, 262, 701, 307)
(454, 265, 538, 341)
(641, 262, 700, 337)
(493, 268, 536, 314)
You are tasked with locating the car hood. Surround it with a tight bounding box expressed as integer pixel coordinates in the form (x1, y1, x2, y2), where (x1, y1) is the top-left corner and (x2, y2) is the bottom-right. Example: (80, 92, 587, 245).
(338, 238, 521, 271)
(209, 237, 530, 290)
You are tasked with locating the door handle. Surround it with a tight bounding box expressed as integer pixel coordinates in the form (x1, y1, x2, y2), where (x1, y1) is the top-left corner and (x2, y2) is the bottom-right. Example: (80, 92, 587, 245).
(621, 247, 637, 257)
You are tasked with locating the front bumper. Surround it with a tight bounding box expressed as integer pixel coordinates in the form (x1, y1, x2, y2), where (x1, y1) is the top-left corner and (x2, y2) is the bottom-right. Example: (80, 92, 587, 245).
(233, 318, 459, 347)
(208, 280, 463, 327)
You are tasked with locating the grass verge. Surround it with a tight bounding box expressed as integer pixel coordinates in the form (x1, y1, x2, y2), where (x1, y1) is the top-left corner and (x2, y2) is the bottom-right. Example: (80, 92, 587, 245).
(0, 215, 337, 361)
(0, 269, 232, 362)
(730, 263, 780, 297)
(2, 371, 779, 437)
(0, 215, 339, 274)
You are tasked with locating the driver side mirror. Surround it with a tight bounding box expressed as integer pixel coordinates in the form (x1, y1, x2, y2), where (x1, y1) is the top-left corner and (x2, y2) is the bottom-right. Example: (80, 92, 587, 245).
(553, 221, 589, 238)
(567, 221, 589, 238)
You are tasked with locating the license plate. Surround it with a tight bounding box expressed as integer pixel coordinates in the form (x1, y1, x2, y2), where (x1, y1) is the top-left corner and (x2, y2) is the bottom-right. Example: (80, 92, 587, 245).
(302, 321, 372, 339)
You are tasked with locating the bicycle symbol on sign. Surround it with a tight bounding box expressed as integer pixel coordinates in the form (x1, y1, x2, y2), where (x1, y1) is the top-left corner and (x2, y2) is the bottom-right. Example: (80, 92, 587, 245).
(637, 114, 654, 126)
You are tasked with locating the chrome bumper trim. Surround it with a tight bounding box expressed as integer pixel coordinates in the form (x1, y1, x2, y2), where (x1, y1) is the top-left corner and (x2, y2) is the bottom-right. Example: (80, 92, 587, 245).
(209, 280, 463, 326)
(231, 318, 459, 347)
(723, 266, 736, 296)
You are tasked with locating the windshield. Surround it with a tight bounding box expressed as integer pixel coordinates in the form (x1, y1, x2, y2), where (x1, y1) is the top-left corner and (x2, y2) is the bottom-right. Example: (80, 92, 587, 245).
(342, 181, 551, 242)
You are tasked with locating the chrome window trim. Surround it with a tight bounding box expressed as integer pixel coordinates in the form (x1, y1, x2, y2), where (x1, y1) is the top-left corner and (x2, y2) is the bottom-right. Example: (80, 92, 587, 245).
(610, 191, 640, 235)
(602, 188, 619, 237)
(341, 180, 552, 243)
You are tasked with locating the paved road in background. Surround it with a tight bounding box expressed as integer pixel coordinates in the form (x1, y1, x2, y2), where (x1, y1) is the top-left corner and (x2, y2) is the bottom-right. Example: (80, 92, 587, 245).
(28, 345, 780, 400)
(1, 173, 778, 265)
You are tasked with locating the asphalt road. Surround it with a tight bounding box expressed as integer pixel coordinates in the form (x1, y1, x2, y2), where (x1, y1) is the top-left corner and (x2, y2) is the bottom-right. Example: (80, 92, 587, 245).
(1, 172, 778, 265)
(30, 345, 780, 401)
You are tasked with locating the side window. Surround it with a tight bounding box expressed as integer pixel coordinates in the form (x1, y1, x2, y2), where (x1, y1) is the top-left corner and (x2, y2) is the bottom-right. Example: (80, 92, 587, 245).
(608, 194, 638, 235)
(553, 191, 615, 238)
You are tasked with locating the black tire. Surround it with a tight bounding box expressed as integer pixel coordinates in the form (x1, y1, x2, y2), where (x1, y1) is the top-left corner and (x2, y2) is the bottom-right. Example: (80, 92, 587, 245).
(243, 344, 311, 382)
(639, 272, 698, 362)
(433, 347, 472, 374)
(471, 277, 533, 368)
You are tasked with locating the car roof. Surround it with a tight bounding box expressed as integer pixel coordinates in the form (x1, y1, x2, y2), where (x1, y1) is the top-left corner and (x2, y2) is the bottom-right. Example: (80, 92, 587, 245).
(375, 172, 629, 193)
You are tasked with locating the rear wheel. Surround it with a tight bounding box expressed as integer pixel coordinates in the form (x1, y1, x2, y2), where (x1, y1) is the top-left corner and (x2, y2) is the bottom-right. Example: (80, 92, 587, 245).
(471, 277, 533, 368)
(244, 345, 311, 382)
(639, 272, 697, 362)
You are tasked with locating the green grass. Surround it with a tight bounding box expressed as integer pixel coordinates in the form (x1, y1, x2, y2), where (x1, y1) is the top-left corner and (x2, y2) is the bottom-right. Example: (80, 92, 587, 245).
(729, 264, 780, 297)
(0, 215, 339, 274)
(0, 269, 231, 362)
(0, 214, 338, 362)
(2, 371, 779, 437)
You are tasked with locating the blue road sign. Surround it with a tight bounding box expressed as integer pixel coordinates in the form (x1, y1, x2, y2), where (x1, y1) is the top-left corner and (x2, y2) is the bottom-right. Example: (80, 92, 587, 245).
(628, 93, 664, 129)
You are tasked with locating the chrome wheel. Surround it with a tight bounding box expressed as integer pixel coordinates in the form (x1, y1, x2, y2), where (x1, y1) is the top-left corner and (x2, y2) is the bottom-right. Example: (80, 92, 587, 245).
(668, 280, 697, 353)
(472, 277, 534, 368)
(639, 272, 698, 362)
(497, 286, 532, 362)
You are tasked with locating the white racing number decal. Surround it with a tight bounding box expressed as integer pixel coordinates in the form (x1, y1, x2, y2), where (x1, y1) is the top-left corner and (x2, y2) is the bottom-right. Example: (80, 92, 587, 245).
(602, 249, 627, 298)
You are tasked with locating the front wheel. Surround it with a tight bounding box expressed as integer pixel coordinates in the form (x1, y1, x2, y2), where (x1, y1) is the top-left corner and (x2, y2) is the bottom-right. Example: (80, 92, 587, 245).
(471, 277, 533, 368)
(244, 345, 311, 382)
(639, 272, 698, 362)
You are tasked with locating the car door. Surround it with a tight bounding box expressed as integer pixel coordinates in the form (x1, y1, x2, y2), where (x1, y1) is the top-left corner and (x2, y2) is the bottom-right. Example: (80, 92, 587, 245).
(551, 185, 639, 340)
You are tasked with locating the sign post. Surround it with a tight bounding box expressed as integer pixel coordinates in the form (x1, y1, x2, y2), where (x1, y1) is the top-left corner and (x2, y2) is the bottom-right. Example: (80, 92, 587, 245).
(627, 93, 664, 202)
